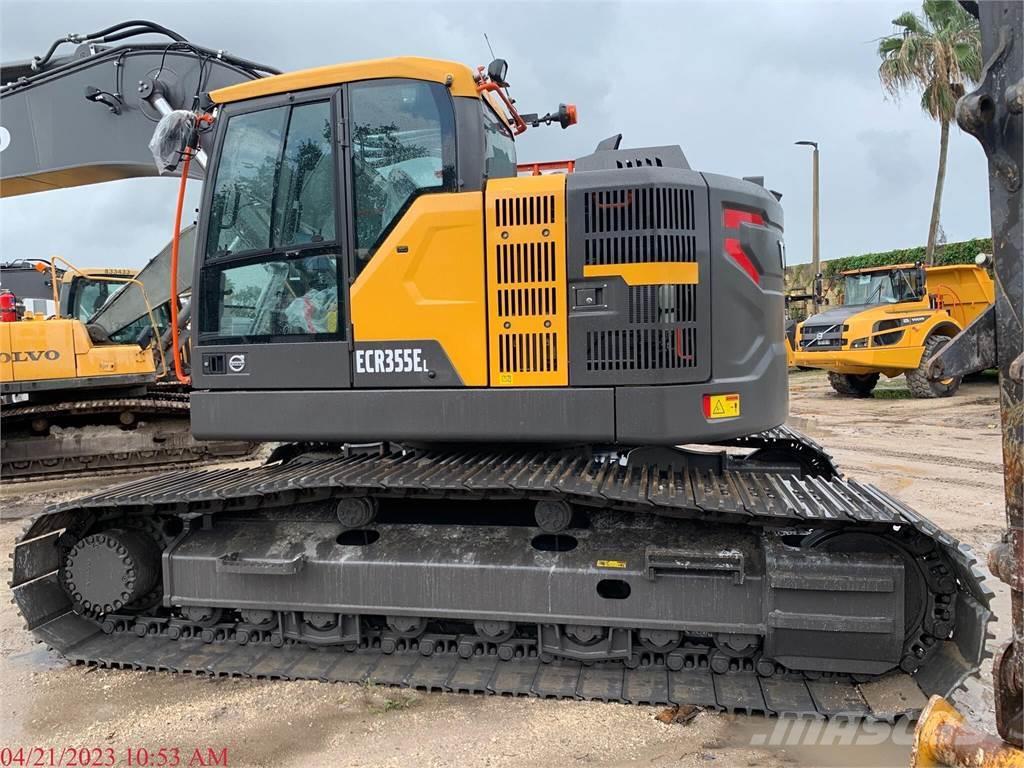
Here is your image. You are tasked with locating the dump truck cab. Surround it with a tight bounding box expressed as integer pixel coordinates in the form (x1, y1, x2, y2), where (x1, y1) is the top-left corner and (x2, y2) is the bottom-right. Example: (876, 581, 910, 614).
(794, 262, 994, 397)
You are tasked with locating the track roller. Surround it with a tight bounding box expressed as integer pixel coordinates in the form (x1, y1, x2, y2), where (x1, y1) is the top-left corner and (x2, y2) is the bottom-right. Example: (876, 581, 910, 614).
(534, 499, 573, 533)
(336, 497, 379, 528)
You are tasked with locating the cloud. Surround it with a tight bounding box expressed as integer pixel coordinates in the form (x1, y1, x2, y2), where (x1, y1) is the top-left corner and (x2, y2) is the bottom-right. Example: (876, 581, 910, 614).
(858, 128, 925, 193)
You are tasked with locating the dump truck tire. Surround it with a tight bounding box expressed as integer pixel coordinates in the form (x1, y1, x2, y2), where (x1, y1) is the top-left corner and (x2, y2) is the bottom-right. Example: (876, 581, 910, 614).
(827, 371, 879, 397)
(906, 335, 961, 398)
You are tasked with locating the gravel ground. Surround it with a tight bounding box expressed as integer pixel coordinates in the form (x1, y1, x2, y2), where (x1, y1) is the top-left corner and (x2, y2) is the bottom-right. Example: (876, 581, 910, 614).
(0, 370, 1011, 767)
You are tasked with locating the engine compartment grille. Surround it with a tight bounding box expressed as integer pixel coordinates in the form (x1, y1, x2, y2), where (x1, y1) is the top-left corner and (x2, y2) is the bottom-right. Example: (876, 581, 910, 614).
(583, 187, 698, 268)
(567, 172, 710, 386)
(486, 176, 568, 386)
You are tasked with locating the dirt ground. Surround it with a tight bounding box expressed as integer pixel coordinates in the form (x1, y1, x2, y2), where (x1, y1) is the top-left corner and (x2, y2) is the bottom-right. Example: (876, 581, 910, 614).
(0, 370, 1012, 768)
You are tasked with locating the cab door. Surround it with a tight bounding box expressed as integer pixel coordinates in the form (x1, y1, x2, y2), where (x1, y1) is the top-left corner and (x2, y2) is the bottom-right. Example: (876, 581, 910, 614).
(193, 87, 352, 390)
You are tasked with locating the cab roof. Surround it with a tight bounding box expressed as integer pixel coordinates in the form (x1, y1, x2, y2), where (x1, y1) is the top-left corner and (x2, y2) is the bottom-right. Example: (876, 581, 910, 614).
(840, 263, 916, 276)
(839, 263, 980, 277)
(61, 268, 135, 284)
(209, 56, 480, 104)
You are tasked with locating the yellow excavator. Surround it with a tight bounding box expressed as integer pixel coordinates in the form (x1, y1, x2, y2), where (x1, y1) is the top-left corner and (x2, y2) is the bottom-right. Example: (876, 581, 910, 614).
(0, 19, 1001, 733)
(0, 237, 254, 479)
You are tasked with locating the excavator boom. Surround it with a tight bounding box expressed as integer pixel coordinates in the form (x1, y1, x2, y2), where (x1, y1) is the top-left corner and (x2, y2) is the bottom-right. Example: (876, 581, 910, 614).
(1, 21, 277, 197)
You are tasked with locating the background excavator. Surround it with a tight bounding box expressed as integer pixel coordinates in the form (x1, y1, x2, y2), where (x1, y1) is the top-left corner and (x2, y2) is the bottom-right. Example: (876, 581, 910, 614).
(0, 21, 275, 479)
(1, 15, 1012, 739)
(0, 229, 255, 479)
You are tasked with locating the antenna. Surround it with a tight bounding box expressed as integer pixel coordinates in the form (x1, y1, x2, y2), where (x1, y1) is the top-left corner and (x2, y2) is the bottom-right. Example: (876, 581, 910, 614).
(484, 33, 496, 60)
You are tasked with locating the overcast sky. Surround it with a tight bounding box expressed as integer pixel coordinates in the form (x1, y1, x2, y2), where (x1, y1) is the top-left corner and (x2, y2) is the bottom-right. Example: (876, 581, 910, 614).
(0, 0, 991, 270)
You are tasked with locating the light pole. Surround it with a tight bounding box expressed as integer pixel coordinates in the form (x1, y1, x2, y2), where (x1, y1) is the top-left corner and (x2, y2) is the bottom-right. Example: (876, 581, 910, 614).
(795, 140, 820, 313)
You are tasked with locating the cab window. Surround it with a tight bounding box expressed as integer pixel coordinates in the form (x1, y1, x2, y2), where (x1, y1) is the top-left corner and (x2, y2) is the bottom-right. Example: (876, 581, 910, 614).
(70, 277, 129, 321)
(206, 101, 335, 257)
(201, 98, 343, 343)
(202, 251, 340, 339)
(482, 103, 517, 178)
(349, 79, 456, 270)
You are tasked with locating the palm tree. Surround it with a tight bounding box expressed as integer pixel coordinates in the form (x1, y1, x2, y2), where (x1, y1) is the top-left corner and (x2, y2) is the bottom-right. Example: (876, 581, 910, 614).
(878, 0, 981, 264)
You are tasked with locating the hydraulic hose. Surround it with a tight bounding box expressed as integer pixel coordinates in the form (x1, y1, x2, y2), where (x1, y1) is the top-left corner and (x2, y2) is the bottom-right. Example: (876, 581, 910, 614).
(31, 20, 188, 71)
(169, 149, 192, 385)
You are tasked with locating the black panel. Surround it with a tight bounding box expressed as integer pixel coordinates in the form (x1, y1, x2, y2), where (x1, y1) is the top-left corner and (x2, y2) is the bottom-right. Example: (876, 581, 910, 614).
(574, 144, 690, 172)
(191, 388, 615, 443)
(566, 167, 711, 386)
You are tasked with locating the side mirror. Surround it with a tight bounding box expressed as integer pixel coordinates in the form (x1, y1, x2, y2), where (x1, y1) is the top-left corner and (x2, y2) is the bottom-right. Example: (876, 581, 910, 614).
(914, 262, 927, 296)
(487, 58, 509, 87)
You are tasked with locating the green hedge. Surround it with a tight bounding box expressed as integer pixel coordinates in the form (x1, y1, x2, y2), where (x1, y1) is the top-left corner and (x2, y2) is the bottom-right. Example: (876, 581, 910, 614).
(823, 237, 992, 276)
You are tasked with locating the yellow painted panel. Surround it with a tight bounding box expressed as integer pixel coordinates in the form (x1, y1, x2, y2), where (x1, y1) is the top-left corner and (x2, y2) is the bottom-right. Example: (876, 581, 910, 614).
(583, 262, 699, 285)
(0, 324, 13, 382)
(4, 319, 77, 381)
(485, 175, 568, 387)
(211, 57, 479, 103)
(72, 322, 153, 377)
(351, 193, 488, 386)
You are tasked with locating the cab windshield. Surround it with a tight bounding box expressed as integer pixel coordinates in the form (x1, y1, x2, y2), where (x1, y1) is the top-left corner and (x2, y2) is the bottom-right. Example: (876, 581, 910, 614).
(843, 270, 920, 306)
(71, 277, 130, 321)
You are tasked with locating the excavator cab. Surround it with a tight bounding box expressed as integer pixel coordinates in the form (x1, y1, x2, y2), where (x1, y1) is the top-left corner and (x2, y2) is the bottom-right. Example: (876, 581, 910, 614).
(172, 57, 789, 446)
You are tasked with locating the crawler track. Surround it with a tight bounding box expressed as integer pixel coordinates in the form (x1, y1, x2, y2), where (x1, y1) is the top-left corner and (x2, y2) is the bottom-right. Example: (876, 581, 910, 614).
(10, 428, 992, 719)
(1, 394, 255, 480)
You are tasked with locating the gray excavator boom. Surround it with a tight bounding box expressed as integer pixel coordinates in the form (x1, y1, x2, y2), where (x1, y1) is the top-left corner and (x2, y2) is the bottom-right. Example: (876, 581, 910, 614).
(86, 224, 197, 339)
(1, 22, 278, 197)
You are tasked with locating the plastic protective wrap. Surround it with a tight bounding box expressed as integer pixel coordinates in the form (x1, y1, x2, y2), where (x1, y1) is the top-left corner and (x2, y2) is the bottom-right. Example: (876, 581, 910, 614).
(284, 288, 339, 333)
(149, 110, 196, 173)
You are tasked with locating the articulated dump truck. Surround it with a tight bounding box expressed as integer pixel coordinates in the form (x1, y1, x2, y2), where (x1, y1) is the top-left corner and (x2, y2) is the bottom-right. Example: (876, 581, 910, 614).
(5, 22, 991, 719)
(794, 263, 995, 398)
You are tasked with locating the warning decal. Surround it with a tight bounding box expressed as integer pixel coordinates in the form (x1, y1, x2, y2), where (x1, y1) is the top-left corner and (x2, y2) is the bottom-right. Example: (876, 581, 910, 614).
(705, 393, 741, 420)
(596, 559, 627, 569)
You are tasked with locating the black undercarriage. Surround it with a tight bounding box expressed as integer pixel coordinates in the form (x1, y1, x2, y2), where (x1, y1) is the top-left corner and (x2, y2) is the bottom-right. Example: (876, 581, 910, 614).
(11, 428, 992, 719)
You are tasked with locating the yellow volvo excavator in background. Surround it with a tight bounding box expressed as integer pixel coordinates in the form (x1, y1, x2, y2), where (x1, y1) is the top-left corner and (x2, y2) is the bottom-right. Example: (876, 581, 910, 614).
(0, 236, 255, 479)
(0, 20, 997, 727)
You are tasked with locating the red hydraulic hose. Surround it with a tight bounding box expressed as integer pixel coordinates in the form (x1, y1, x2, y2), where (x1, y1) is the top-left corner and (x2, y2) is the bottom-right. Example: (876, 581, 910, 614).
(170, 149, 192, 384)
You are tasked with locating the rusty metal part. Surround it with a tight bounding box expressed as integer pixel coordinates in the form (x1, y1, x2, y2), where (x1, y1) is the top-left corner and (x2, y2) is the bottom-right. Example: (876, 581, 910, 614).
(952, 0, 1024, 749)
(911, 696, 1024, 768)
(929, 305, 997, 380)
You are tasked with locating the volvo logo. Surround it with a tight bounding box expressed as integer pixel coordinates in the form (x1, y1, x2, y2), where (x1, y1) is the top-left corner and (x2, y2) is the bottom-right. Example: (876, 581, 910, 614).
(227, 353, 246, 373)
(815, 332, 825, 341)
(0, 349, 60, 362)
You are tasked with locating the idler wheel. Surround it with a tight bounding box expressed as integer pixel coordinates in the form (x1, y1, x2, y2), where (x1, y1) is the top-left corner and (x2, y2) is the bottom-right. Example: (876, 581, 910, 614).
(61, 528, 161, 615)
